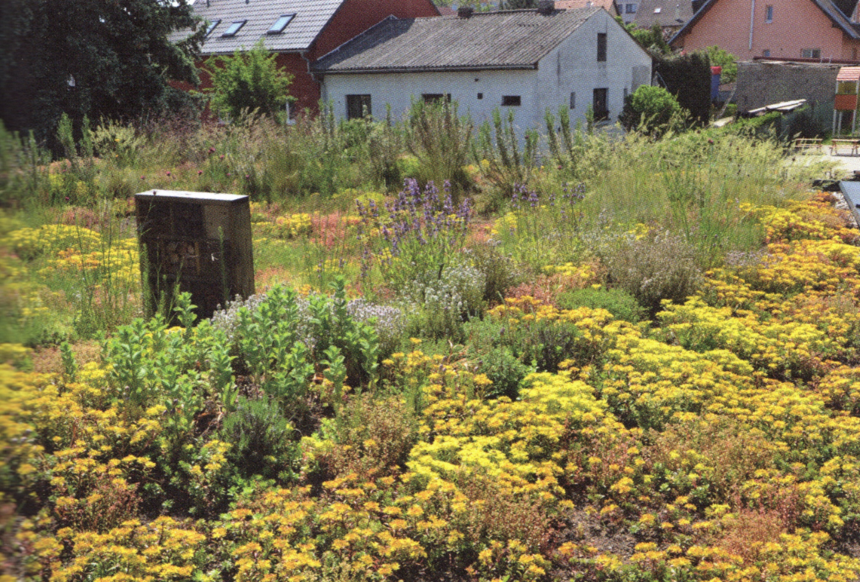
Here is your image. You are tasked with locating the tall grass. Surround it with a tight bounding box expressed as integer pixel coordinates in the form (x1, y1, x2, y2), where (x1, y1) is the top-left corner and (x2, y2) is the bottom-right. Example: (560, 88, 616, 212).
(575, 130, 823, 267)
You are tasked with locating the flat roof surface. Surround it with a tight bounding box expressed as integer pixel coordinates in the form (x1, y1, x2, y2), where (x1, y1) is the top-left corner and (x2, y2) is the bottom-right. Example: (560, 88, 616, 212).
(839, 181, 860, 226)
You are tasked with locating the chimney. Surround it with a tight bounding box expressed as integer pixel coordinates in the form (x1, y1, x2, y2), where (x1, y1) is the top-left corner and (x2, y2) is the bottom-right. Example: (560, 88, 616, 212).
(538, 0, 555, 14)
(458, 6, 474, 17)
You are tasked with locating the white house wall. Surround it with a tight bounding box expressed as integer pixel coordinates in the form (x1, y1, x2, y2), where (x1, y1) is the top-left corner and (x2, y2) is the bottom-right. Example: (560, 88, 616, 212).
(538, 10, 652, 126)
(319, 10, 652, 133)
(320, 69, 539, 129)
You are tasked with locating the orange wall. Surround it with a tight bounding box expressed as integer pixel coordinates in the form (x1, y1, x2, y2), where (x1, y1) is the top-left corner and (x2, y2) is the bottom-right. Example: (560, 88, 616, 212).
(677, 0, 859, 60)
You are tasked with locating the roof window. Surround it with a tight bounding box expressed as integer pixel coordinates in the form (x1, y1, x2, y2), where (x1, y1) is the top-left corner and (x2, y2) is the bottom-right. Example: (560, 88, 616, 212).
(222, 20, 246, 37)
(268, 14, 295, 34)
(205, 19, 221, 37)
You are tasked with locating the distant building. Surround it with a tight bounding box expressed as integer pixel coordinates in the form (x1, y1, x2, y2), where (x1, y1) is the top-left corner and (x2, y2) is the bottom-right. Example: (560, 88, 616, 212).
(312, 5, 652, 129)
(633, 0, 694, 37)
(670, 0, 860, 61)
(556, 0, 621, 19)
(169, 0, 440, 114)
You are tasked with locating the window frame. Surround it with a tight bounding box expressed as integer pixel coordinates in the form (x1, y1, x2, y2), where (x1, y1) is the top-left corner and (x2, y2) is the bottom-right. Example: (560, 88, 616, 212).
(765, 4, 774, 22)
(222, 20, 246, 37)
(593, 87, 609, 121)
(421, 93, 452, 104)
(346, 94, 372, 120)
(801, 48, 821, 59)
(205, 19, 221, 37)
(597, 32, 607, 62)
(268, 14, 296, 35)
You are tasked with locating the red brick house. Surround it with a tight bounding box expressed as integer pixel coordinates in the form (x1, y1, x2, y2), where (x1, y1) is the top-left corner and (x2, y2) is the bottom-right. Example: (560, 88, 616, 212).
(171, 0, 440, 114)
(670, 0, 860, 61)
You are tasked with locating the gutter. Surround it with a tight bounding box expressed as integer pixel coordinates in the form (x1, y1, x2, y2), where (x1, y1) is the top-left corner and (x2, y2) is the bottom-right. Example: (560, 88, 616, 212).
(312, 64, 538, 75)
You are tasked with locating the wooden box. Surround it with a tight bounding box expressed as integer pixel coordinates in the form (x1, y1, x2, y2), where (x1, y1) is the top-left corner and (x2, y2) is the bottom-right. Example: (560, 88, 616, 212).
(135, 190, 254, 320)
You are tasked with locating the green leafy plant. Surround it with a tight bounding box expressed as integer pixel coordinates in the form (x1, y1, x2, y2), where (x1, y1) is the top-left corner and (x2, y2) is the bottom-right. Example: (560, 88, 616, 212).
(619, 85, 683, 137)
(473, 108, 539, 210)
(218, 396, 298, 481)
(208, 40, 295, 121)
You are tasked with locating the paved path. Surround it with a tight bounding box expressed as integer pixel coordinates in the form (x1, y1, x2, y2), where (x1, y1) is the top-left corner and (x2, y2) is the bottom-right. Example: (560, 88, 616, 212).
(816, 151, 860, 180)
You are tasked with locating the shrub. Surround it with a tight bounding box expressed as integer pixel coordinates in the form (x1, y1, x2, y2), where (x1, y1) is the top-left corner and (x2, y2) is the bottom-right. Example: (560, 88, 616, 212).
(308, 394, 417, 479)
(619, 85, 683, 137)
(401, 259, 486, 341)
(356, 179, 472, 292)
(472, 108, 539, 209)
(218, 395, 298, 481)
(404, 99, 473, 195)
(464, 242, 522, 304)
(208, 40, 295, 120)
(557, 286, 647, 323)
(595, 229, 702, 315)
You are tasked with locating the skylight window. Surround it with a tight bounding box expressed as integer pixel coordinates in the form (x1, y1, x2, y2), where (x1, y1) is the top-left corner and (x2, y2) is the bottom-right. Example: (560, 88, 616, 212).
(205, 19, 221, 37)
(222, 20, 246, 37)
(268, 14, 295, 34)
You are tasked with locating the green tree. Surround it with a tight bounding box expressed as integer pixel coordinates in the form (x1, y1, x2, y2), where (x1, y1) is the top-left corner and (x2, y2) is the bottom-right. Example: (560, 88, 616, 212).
(619, 85, 684, 136)
(501, 0, 538, 8)
(208, 42, 295, 121)
(0, 0, 203, 144)
(703, 46, 737, 83)
(626, 23, 672, 55)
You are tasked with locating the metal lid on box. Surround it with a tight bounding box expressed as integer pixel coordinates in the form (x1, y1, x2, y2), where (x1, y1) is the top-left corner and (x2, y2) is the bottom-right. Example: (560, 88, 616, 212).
(135, 190, 248, 204)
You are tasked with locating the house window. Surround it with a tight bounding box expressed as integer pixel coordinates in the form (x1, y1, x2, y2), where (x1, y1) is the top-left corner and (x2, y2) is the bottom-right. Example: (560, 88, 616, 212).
(268, 14, 295, 34)
(477, 92, 483, 99)
(205, 19, 221, 37)
(501, 95, 521, 106)
(422, 93, 452, 104)
(762, 49, 771, 57)
(597, 32, 607, 61)
(625, 3, 637, 13)
(765, 5, 773, 22)
(801, 48, 821, 59)
(222, 20, 246, 37)
(570, 92, 576, 109)
(593, 88, 609, 121)
(346, 94, 372, 119)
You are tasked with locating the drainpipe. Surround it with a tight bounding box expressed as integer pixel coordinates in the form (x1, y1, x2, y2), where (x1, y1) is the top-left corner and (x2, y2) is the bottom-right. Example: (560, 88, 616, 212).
(301, 51, 323, 112)
(749, 0, 755, 51)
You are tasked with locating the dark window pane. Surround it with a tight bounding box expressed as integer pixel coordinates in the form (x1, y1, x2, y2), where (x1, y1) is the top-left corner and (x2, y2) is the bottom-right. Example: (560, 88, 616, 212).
(346, 94, 372, 119)
(593, 88, 609, 120)
(597, 32, 607, 62)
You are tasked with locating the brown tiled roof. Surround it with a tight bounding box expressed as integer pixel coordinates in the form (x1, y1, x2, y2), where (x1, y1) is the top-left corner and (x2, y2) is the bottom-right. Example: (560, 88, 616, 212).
(556, 0, 618, 16)
(313, 7, 601, 73)
(169, 0, 344, 55)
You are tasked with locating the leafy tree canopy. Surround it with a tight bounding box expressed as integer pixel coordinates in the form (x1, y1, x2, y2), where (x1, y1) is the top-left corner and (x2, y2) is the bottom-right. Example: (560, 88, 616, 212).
(0, 0, 203, 144)
(702, 45, 738, 83)
(625, 22, 672, 55)
(207, 41, 295, 121)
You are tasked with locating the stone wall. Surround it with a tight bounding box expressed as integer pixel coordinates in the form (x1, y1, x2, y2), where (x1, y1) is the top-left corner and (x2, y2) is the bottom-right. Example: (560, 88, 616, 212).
(735, 61, 840, 112)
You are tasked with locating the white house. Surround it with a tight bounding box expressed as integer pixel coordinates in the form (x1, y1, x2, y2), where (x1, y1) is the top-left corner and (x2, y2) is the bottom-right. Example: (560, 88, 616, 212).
(311, 4, 652, 131)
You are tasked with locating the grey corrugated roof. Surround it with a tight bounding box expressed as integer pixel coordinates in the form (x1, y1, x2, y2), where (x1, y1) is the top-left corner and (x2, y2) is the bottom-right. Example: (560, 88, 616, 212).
(312, 7, 602, 74)
(633, 0, 694, 28)
(169, 0, 344, 54)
